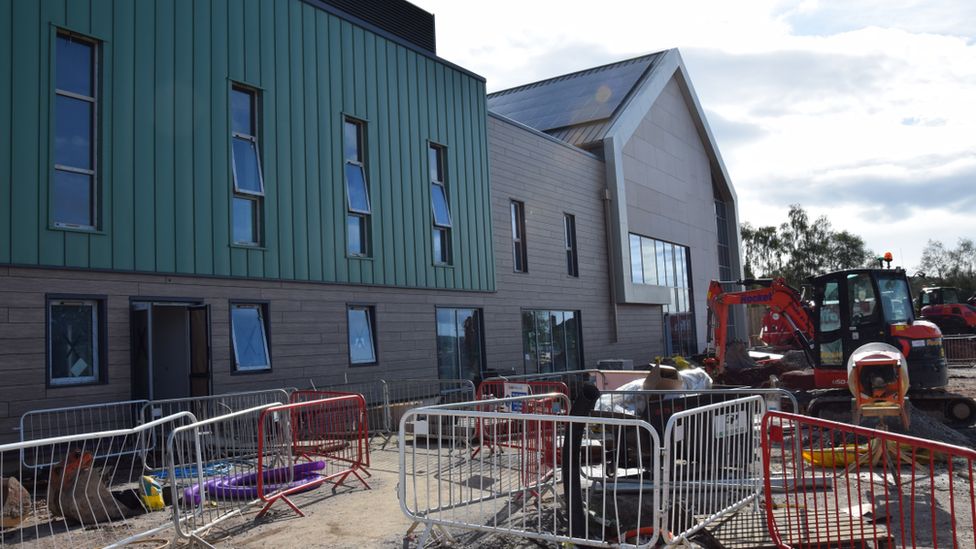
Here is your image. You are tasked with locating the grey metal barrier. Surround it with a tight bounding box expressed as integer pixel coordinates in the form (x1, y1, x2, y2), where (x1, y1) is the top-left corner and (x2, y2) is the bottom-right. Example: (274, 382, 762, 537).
(399, 393, 662, 548)
(139, 389, 291, 471)
(943, 334, 976, 367)
(19, 400, 149, 468)
(484, 369, 609, 390)
(660, 395, 766, 545)
(167, 402, 284, 547)
(0, 411, 196, 548)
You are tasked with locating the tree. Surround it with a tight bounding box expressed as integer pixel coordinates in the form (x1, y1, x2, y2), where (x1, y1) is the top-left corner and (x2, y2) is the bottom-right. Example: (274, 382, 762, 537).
(917, 239, 976, 301)
(740, 204, 873, 288)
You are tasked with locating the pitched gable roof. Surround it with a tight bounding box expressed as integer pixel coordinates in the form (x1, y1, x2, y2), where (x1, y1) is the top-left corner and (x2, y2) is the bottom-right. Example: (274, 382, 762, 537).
(487, 52, 666, 148)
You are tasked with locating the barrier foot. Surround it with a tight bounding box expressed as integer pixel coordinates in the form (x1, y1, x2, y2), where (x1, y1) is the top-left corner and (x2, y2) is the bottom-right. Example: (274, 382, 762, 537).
(189, 533, 218, 549)
(256, 494, 305, 520)
(350, 467, 372, 490)
(406, 522, 453, 548)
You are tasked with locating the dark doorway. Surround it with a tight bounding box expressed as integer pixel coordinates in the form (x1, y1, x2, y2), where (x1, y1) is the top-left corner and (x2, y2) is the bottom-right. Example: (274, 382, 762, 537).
(130, 301, 211, 400)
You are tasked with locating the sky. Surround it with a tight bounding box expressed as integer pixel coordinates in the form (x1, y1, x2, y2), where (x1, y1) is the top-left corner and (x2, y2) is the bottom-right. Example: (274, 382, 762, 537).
(412, 0, 976, 270)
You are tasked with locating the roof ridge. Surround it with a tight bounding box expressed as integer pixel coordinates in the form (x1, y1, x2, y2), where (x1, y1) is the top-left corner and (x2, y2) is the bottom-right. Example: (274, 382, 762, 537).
(487, 49, 669, 97)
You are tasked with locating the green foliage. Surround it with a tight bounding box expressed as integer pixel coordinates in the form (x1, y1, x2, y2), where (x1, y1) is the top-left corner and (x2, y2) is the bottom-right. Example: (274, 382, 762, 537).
(741, 204, 874, 288)
(915, 238, 976, 301)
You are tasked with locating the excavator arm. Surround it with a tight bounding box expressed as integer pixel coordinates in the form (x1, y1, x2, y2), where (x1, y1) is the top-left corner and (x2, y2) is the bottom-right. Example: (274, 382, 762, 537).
(706, 278, 816, 373)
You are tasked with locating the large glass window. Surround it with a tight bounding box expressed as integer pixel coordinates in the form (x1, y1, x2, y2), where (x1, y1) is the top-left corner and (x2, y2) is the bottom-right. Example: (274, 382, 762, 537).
(48, 298, 102, 385)
(230, 303, 271, 372)
(630, 233, 696, 354)
(429, 144, 452, 265)
(436, 308, 483, 381)
(565, 214, 579, 277)
(231, 86, 263, 245)
(878, 273, 914, 324)
(522, 310, 581, 374)
(54, 32, 98, 228)
(344, 118, 371, 257)
(511, 201, 527, 272)
(347, 305, 377, 365)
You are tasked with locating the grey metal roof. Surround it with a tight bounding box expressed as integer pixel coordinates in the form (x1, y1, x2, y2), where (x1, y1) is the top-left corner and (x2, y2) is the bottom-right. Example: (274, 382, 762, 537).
(487, 51, 666, 147)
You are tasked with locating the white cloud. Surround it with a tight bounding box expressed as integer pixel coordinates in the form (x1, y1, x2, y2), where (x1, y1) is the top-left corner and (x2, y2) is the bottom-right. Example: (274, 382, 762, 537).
(414, 0, 976, 268)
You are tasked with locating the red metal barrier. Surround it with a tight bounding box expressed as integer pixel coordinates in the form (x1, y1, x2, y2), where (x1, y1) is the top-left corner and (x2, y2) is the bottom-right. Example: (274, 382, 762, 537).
(290, 389, 371, 467)
(471, 381, 569, 460)
(256, 394, 371, 518)
(762, 411, 976, 549)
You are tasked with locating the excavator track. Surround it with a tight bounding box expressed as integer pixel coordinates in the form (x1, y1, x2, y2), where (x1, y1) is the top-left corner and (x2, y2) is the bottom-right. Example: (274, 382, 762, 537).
(799, 388, 976, 426)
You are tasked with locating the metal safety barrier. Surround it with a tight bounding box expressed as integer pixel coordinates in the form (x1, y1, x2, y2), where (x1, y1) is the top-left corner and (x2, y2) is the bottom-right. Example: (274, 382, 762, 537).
(661, 395, 766, 545)
(141, 389, 291, 471)
(256, 395, 371, 518)
(472, 380, 569, 459)
(309, 378, 476, 444)
(167, 403, 280, 547)
(0, 411, 196, 548)
(596, 388, 795, 437)
(762, 411, 976, 548)
(399, 393, 663, 548)
(944, 334, 976, 367)
(19, 400, 149, 468)
(484, 369, 609, 391)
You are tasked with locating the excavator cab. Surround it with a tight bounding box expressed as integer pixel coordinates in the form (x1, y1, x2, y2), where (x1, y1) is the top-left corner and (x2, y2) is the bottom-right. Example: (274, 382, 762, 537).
(809, 268, 947, 390)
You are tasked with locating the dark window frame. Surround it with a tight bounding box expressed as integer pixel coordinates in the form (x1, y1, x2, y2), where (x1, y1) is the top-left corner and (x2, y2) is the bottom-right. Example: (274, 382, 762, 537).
(347, 303, 378, 366)
(46, 294, 108, 388)
(564, 213, 579, 277)
(429, 143, 452, 265)
(520, 309, 584, 375)
(511, 200, 528, 273)
(434, 306, 486, 380)
(52, 30, 99, 230)
(230, 84, 264, 246)
(229, 301, 272, 374)
(344, 117, 372, 258)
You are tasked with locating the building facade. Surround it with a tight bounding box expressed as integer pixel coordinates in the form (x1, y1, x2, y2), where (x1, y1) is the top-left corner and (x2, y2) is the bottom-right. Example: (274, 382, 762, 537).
(0, 0, 742, 433)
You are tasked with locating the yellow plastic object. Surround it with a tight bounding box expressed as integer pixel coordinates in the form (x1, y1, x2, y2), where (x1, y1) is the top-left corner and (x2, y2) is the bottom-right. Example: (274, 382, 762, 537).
(803, 442, 945, 468)
(802, 445, 866, 467)
(672, 356, 691, 370)
(141, 476, 165, 511)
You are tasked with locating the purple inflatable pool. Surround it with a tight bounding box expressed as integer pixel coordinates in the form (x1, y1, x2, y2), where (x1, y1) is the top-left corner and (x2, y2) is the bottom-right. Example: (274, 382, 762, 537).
(184, 461, 326, 504)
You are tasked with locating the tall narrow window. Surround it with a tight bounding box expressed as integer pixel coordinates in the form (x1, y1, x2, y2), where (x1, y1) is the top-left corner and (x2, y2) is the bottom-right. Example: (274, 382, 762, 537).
(54, 32, 98, 228)
(511, 200, 527, 273)
(230, 303, 271, 372)
(231, 86, 263, 245)
(429, 144, 452, 265)
(347, 305, 377, 365)
(344, 118, 371, 257)
(48, 297, 104, 386)
(436, 308, 484, 381)
(564, 214, 579, 277)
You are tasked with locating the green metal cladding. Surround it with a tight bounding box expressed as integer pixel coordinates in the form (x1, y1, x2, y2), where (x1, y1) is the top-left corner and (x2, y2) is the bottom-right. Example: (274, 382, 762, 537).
(0, 0, 495, 292)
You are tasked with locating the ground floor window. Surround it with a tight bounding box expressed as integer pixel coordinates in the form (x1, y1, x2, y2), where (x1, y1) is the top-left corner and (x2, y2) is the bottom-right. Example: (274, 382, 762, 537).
(48, 297, 103, 386)
(230, 303, 271, 372)
(347, 305, 377, 365)
(521, 310, 581, 374)
(436, 308, 484, 381)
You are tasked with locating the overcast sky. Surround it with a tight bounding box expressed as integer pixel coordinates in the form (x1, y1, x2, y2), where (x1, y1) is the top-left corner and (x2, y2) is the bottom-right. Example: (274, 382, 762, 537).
(413, 0, 976, 270)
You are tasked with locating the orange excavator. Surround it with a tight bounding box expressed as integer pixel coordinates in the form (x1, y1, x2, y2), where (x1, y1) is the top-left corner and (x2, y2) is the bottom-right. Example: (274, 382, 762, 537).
(706, 265, 976, 424)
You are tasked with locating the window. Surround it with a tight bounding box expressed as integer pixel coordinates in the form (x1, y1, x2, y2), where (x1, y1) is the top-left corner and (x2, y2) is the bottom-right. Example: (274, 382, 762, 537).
(48, 298, 103, 386)
(715, 199, 736, 338)
(344, 118, 371, 256)
(630, 233, 697, 354)
(564, 214, 579, 277)
(436, 308, 484, 381)
(230, 303, 271, 372)
(231, 86, 263, 245)
(522, 310, 581, 374)
(848, 272, 878, 325)
(511, 201, 527, 272)
(429, 144, 452, 265)
(347, 305, 376, 365)
(54, 32, 98, 229)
